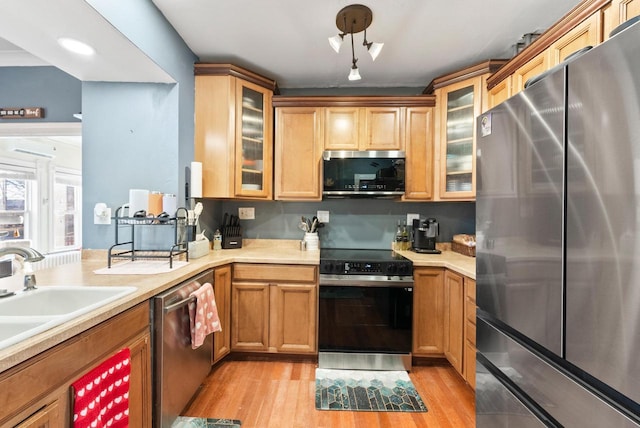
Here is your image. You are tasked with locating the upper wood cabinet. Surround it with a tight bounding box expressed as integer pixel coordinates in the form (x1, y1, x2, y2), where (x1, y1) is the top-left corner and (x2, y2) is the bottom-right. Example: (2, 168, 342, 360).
(194, 64, 276, 199)
(403, 107, 435, 200)
(486, 0, 621, 99)
(604, 0, 640, 40)
(324, 106, 403, 150)
(512, 51, 550, 95)
(361, 107, 403, 150)
(425, 60, 507, 201)
(274, 107, 324, 200)
(436, 76, 481, 200)
(486, 75, 512, 111)
(324, 107, 361, 150)
(548, 11, 602, 66)
(272, 96, 435, 201)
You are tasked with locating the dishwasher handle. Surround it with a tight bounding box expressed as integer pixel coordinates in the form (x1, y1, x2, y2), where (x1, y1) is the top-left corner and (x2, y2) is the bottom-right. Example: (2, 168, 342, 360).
(163, 295, 196, 314)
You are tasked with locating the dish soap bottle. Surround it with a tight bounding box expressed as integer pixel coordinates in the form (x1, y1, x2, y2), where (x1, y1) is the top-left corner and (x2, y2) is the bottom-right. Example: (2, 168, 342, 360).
(394, 220, 403, 251)
(213, 229, 222, 250)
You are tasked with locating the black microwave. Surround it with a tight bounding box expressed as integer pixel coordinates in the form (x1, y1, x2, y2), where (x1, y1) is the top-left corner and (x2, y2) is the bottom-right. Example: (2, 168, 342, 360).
(322, 150, 405, 198)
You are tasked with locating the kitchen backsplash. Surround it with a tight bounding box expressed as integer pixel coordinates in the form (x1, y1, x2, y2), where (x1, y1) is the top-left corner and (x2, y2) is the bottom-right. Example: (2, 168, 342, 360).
(198, 199, 475, 250)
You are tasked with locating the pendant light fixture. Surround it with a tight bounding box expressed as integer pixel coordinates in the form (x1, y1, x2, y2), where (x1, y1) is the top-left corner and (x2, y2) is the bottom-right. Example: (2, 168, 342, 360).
(328, 4, 384, 81)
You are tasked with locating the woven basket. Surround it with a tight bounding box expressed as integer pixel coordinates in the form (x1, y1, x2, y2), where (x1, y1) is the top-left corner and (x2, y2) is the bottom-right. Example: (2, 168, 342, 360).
(451, 241, 476, 257)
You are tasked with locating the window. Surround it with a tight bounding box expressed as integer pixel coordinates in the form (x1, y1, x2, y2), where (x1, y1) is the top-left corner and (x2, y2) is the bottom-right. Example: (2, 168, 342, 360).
(53, 169, 82, 251)
(0, 159, 81, 254)
(0, 163, 36, 245)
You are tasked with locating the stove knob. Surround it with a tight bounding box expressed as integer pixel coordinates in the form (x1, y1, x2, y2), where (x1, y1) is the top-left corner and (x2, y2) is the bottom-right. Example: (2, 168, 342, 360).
(397, 264, 410, 275)
(321, 261, 334, 274)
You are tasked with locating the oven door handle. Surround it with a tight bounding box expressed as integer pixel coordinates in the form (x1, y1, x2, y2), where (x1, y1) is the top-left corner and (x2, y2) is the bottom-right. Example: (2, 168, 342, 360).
(319, 274, 414, 288)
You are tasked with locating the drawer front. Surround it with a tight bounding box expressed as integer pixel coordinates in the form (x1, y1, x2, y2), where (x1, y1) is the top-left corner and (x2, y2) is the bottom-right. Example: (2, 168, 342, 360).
(465, 278, 476, 301)
(233, 263, 317, 283)
(465, 297, 476, 324)
(465, 320, 476, 346)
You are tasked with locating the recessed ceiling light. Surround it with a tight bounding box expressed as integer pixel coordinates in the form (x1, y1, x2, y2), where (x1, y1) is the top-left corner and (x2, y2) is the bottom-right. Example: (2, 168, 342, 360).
(57, 37, 95, 56)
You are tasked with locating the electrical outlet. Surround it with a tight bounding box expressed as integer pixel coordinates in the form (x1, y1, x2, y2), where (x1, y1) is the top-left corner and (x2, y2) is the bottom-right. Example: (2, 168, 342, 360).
(93, 203, 111, 225)
(407, 213, 420, 226)
(238, 207, 255, 220)
(317, 210, 330, 223)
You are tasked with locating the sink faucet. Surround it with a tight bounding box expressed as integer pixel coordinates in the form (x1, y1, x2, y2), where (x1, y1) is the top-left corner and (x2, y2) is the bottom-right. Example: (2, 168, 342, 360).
(0, 247, 45, 291)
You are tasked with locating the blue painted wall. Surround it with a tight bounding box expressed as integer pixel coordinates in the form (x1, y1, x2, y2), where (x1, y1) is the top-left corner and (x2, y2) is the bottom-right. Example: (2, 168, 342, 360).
(81, 0, 198, 249)
(0, 67, 81, 122)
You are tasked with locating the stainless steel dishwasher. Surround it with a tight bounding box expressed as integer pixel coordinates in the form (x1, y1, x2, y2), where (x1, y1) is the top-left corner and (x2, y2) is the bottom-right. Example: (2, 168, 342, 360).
(153, 268, 214, 428)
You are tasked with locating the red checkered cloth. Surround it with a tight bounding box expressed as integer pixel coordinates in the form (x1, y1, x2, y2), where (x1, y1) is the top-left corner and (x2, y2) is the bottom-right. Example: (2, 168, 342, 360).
(71, 348, 130, 427)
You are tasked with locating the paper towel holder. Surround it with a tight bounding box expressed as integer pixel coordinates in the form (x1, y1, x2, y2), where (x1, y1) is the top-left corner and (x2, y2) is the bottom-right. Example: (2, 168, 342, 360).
(185, 162, 203, 207)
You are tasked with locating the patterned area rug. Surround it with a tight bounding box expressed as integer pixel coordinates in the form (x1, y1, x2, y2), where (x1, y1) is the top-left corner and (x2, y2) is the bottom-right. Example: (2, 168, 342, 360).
(315, 368, 428, 412)
(171, 417, 242, 427)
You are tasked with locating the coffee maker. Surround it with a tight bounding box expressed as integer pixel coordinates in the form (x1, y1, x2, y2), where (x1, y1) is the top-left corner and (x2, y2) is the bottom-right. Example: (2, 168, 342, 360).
(412, 218, 442, 254)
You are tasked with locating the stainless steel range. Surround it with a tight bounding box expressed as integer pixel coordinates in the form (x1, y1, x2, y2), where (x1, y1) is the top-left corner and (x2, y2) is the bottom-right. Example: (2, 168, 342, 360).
(318, 248, 414, 371)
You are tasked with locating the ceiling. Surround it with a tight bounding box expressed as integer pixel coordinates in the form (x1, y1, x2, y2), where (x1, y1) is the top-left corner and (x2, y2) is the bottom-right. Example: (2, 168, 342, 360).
(0, 0, 580, 89)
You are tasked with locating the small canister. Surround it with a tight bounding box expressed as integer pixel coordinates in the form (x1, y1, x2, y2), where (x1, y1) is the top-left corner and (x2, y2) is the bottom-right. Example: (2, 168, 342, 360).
(148, 191, 163, 216)
(162, 193, 177, 216)
(213, 229, 223, 251)
(304, 232, 319, 251)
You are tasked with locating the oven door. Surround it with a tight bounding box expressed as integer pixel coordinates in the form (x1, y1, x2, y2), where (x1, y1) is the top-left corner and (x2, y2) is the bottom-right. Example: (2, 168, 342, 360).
(318, 275, 413, 371)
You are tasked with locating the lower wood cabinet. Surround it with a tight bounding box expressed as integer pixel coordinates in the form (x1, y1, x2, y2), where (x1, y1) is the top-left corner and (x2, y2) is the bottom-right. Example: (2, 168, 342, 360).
(444, 270, 464, 374)
(14, 400, 60, 428)
(1, 303, 152, 427)
(463, 277, 477, 389)
(212, 264, 232, 363)
(231, 263, 317, 354)
(412, 267, 445, 356)
(412, 267, 476, 389)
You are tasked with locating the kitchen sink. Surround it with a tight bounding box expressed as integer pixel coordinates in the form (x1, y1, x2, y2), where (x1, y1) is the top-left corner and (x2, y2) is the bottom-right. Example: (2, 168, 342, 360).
(0, 319, 52, 343)
(0, 286, 136, 317)
(0, 285, 136, 350)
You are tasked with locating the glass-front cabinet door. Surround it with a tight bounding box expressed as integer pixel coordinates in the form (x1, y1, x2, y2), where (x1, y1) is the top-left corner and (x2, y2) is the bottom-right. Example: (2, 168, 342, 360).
(235, 80, 273, 198)
(438, 77, 481, 199)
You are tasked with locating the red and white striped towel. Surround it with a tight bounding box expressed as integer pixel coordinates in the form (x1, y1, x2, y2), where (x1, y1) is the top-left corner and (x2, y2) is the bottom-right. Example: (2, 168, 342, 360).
(188, 282, 222, 349)
(71, 348, 130, 428)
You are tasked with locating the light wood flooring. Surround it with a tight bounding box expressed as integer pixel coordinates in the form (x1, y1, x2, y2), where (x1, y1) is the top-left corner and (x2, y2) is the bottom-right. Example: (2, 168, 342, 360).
(183, 357, 475, 428)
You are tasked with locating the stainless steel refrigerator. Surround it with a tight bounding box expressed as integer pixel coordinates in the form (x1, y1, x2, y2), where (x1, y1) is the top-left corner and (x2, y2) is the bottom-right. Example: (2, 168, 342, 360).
(475, 19, 640, 427)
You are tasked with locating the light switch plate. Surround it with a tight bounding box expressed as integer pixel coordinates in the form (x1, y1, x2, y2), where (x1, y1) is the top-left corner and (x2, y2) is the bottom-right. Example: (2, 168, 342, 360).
(238, 207, 255, 220)
(317, 210, 330, 223)
(407, 213, 420, 226)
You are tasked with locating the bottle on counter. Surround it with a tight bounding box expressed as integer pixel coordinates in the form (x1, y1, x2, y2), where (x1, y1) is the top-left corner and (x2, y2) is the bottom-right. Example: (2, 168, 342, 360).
(213, 229, 222, 250)
(401, 221, 409, 250)
(394, 220, 403, 250)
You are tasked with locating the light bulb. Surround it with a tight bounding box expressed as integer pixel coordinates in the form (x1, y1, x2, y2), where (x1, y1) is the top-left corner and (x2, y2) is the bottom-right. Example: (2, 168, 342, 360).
(348, 67, 361, 81)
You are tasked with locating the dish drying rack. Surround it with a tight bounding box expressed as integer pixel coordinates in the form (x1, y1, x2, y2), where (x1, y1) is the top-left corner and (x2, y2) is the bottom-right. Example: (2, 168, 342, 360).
(108, 206, 189, 268)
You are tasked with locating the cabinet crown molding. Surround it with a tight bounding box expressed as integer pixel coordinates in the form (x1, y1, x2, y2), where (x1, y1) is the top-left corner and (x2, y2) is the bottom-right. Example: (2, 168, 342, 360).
(272, 95, 435, 108)
(194, 63, 279, 93)
(423, 59, 509, 94)
(486, 0, 609, 89)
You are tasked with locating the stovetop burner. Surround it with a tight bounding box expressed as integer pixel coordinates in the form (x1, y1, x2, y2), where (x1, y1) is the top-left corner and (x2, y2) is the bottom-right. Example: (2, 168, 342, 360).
(319, 248, 412, 276)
